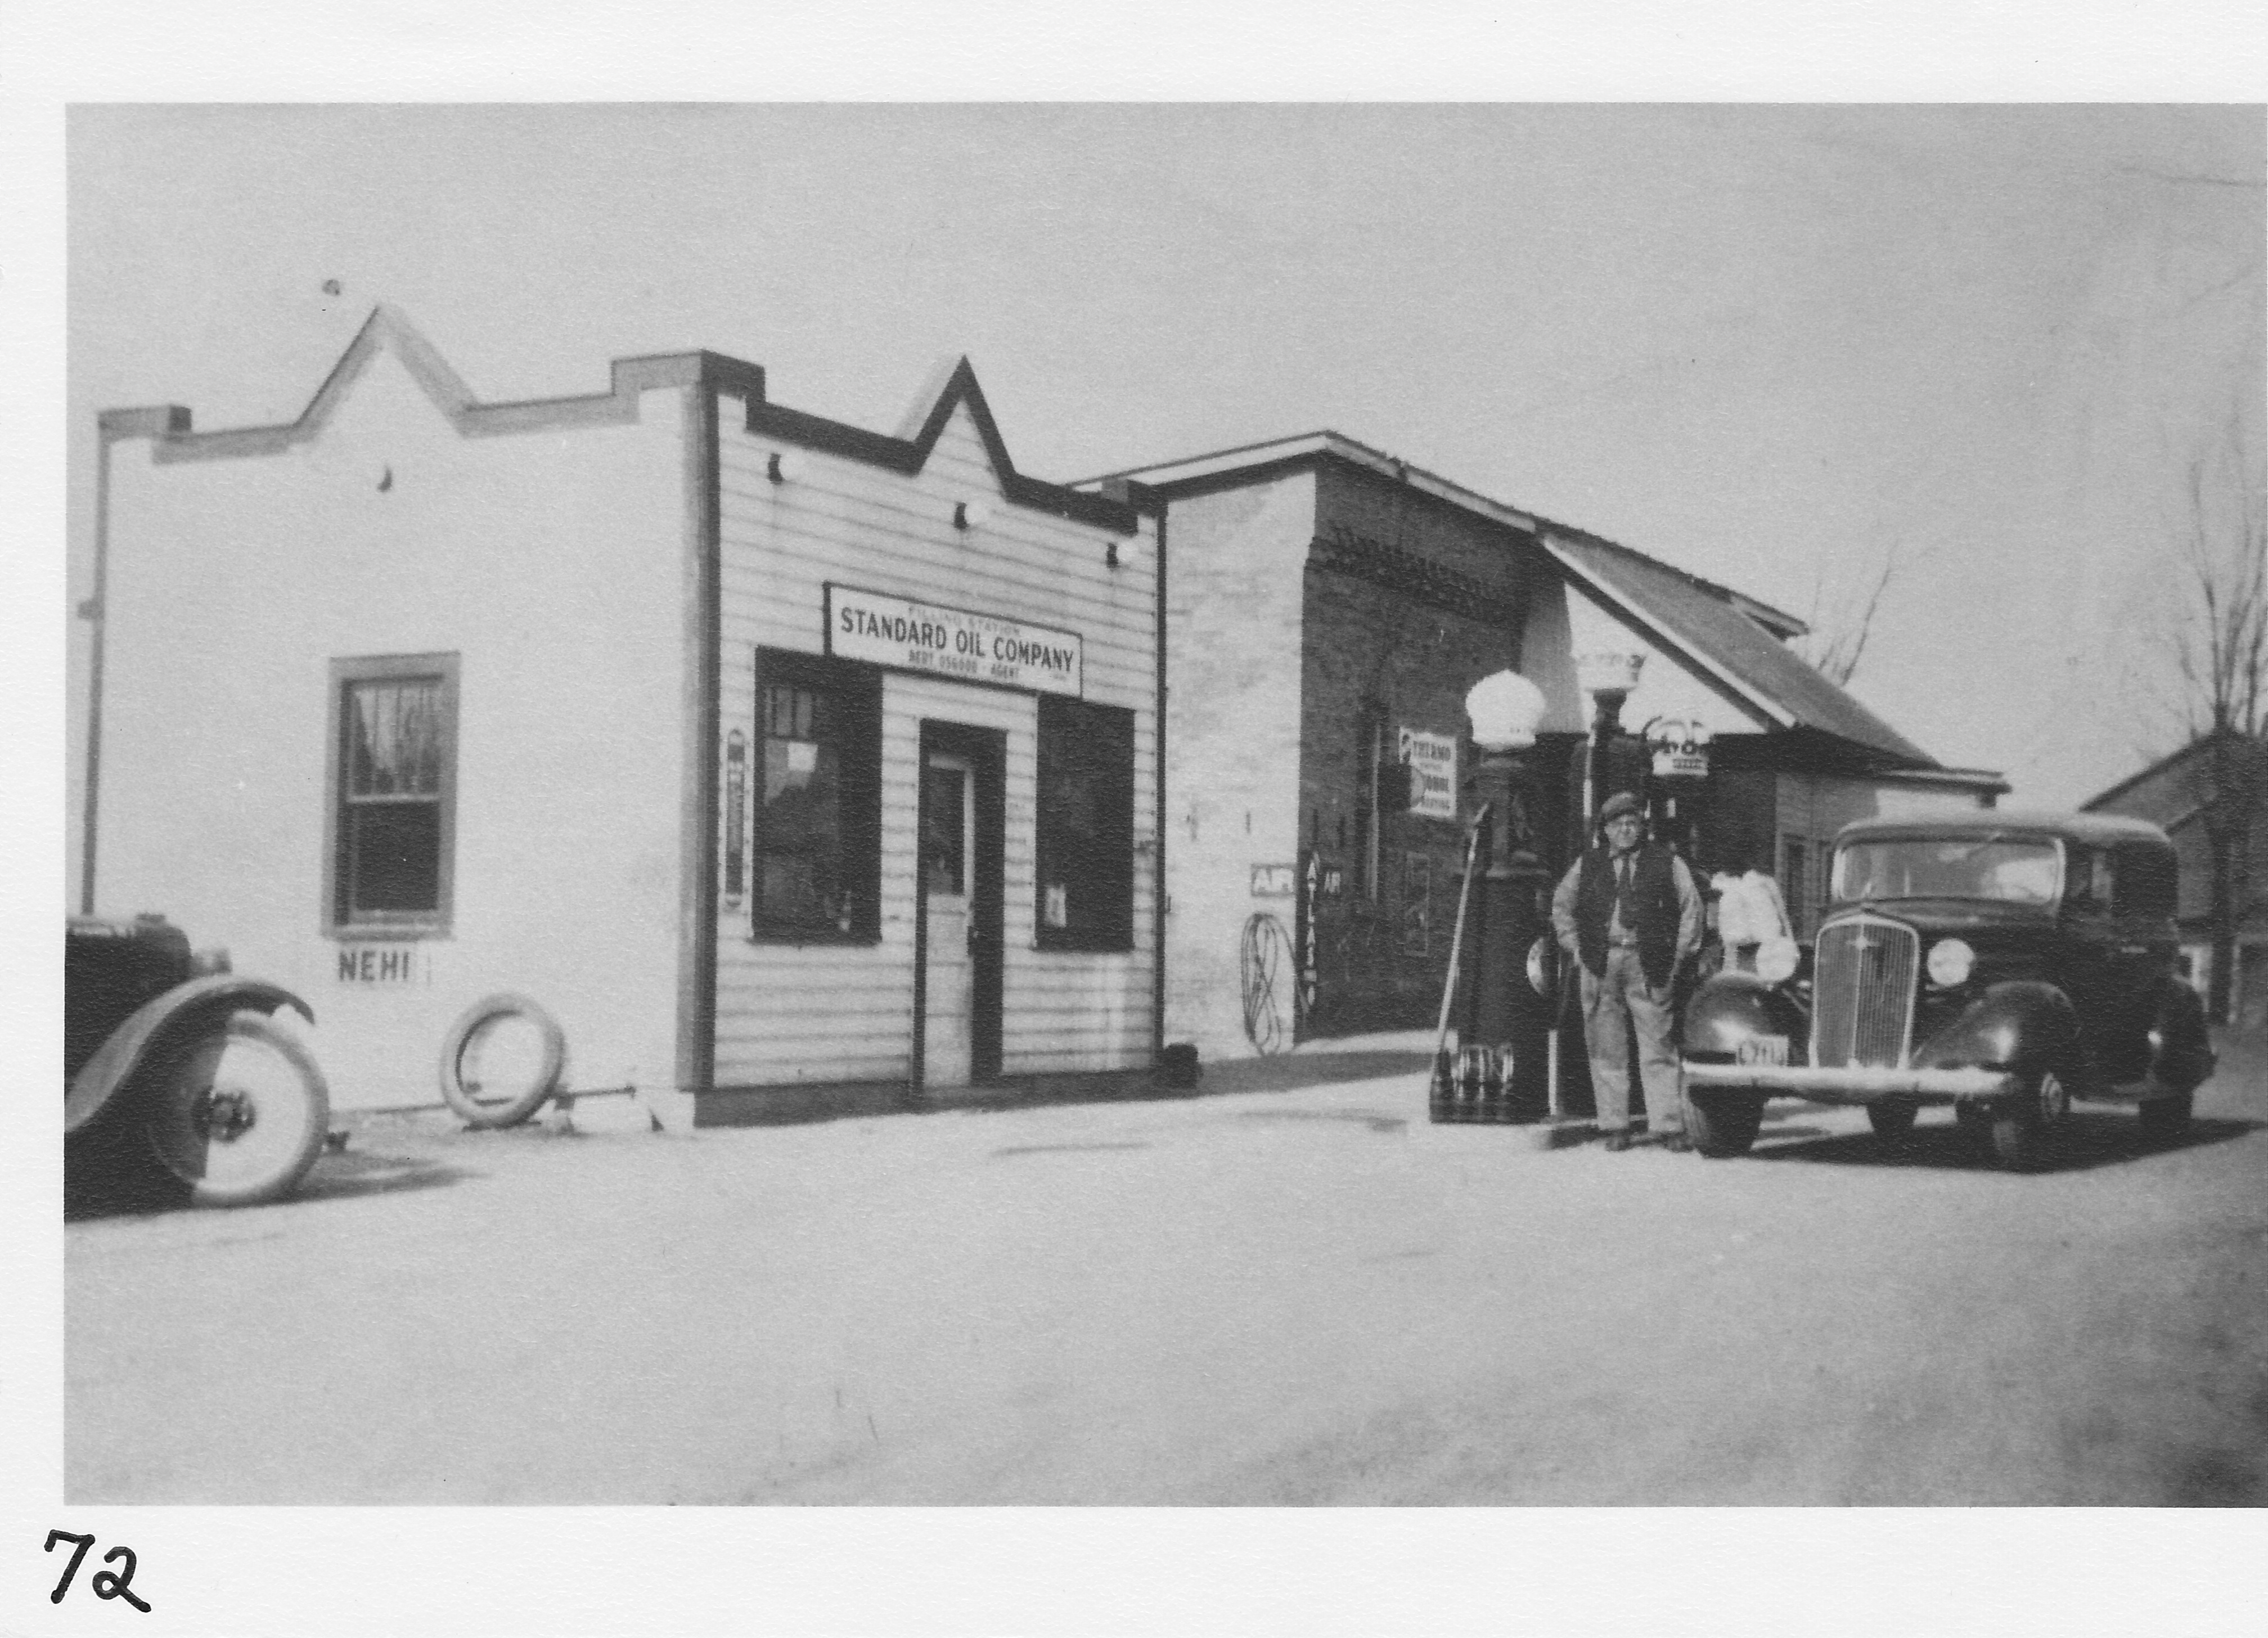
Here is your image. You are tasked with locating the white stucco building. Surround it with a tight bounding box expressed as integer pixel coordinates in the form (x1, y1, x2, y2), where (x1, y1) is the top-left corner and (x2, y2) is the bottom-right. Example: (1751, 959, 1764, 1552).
(86, 308, 1162, 1126)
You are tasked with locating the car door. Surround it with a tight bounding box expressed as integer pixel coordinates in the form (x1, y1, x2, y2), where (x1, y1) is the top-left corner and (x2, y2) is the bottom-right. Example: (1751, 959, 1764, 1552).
(2059, 844, 2131, 1078)
(2103, 842, 2181, 1078)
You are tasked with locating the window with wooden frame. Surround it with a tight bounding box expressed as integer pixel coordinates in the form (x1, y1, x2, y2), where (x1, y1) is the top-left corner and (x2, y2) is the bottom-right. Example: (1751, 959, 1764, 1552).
(326, 654, 460, 937)
(1035, 694, 1135, 952)
(751, 648, 881, 942)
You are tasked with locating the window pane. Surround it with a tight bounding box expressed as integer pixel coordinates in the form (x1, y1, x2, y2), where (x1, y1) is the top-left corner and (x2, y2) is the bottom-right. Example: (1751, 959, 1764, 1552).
(755, 668, 865, 932)
(759, 853, 836, 928)
(1036, 697, 1133, 946)
(762, 736, 840, 849)
(922, 764, 966, 896)
(348, 803, 441, 913)
(1833, 837, 2060, 904)
(348, 679, 444, 796)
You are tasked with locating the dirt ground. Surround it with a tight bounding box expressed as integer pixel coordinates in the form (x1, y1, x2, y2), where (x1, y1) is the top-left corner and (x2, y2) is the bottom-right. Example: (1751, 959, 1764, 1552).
(66, 1029, 2268, 1506)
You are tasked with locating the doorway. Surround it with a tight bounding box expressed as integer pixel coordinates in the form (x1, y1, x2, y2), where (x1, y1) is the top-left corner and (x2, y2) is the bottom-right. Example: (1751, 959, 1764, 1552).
(915, 722, 1005, 1089)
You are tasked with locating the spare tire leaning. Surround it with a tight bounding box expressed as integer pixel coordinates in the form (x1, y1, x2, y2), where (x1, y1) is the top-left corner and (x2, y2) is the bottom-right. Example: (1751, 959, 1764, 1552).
(438, 993, 566, 1128)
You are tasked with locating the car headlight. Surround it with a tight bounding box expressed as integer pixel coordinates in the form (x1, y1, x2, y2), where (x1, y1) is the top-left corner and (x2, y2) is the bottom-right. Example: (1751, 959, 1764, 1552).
(1926, 938, 1974, 987)
(1755, 935, 1800, 984)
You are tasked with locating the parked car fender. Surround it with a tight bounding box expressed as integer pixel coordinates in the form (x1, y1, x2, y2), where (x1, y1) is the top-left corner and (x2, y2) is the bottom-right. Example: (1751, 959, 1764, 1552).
(2146, 979, 2215, 1092)
(1683, 971, 1810, 1061)
(65, 975, 315, 1136)
(1910, 980, 2077, 1076)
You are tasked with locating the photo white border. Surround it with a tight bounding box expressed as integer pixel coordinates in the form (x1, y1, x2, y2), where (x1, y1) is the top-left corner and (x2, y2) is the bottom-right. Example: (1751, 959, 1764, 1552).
(7, 4, 2265, 1634)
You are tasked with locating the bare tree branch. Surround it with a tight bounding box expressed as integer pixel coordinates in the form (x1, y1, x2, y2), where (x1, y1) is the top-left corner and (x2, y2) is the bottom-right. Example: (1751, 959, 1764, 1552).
(2136, 408, 2268, 1021)
(1795, 549, 1899, 687)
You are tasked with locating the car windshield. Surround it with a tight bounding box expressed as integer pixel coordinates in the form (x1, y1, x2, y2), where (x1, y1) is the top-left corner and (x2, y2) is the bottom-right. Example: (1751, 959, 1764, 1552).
(1832, 836, 2062, 905)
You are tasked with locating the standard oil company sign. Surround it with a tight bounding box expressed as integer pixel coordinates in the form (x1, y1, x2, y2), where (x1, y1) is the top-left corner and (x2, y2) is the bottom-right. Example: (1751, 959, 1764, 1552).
(826, 584, 1082, 697)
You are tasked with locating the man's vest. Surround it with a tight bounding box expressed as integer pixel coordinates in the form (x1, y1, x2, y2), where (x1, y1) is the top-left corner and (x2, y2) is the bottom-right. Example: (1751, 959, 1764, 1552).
(1573, 842, 1682, 990)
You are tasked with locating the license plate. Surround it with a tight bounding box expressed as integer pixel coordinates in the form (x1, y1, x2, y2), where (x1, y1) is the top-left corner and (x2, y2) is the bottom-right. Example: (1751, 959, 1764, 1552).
(1736, 1034, 1790, 1067)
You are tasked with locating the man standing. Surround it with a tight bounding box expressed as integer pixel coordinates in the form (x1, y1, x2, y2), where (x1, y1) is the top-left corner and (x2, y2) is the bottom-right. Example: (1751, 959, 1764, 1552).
(1551, 791, 1704, 1151)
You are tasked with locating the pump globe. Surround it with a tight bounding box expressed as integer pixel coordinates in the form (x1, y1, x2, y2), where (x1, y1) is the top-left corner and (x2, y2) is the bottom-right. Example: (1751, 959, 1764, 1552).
(1464, 669, 1547, 752)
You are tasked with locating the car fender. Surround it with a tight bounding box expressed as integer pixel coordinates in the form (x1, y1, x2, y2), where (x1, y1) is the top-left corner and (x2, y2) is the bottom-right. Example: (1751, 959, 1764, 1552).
(2148, 978, 2215, 1092)
(65, 976, 316, 1136)
(1682, 970, 1809, 1061)
(1912, 980, 2076, 1076)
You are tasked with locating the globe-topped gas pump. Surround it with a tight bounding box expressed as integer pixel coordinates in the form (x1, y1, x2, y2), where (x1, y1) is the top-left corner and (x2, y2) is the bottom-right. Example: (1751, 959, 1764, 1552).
(1428, 668, 1554, 1126)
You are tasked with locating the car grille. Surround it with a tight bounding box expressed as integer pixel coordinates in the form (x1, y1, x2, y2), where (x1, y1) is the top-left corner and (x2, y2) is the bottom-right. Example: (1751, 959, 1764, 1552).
(1811, 915, 1918, 1068)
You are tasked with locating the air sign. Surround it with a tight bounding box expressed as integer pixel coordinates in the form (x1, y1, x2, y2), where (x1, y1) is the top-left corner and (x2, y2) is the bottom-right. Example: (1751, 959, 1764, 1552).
(826, 584, 1082, 698)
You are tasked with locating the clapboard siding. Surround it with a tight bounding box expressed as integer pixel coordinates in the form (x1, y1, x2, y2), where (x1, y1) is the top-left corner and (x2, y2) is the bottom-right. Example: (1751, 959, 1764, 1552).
(711, 392, 1157, 1091)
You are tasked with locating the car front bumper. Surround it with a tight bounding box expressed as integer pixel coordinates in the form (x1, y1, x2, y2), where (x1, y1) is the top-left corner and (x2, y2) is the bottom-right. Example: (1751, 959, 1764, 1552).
(1681, 1060, 2019, 1102)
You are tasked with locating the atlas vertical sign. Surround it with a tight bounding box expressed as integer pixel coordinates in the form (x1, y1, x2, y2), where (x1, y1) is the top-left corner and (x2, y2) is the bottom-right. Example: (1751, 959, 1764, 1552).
(826, 583, 1082, 697)
(1399, 726, 1459, 820)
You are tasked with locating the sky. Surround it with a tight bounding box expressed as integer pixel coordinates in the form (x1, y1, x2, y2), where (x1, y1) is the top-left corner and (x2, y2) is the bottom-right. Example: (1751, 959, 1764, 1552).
(61, 104, 2264, 822)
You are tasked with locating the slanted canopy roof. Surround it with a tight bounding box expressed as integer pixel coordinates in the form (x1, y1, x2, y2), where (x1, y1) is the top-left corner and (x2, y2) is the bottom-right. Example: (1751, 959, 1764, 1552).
(1543, 528, 1935, 768)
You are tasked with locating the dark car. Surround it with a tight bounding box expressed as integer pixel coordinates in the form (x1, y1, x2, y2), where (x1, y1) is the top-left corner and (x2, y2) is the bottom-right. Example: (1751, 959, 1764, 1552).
(1680, 812, 2214, 1169)
(66, 914, 329, 1210)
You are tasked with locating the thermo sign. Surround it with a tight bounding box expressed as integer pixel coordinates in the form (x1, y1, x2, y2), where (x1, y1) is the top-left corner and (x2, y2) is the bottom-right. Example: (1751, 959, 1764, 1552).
(1399, 727, 1459, 820)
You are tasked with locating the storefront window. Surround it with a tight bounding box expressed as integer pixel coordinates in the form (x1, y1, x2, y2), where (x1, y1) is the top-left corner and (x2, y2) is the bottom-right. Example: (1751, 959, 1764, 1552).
(1036, 695, 1134, 951)
(752, 650, 880, 940)
(327, 654, 458, 935)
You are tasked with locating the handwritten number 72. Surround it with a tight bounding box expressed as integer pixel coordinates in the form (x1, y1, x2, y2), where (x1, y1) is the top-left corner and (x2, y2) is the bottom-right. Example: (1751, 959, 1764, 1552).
(45, 1531, 151, 1612)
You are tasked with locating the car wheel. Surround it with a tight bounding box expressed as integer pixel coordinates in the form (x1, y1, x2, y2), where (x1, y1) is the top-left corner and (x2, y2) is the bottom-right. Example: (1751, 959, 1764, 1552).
(142, 1012, 331, 1208)
(438, 994, 566, 1129)
(1866, 1099, 1919, 1143)
(1988, 1065, 2071, 1172)
(1685, 1089, 1763, 1157)
(2138, 1090, 2193, 1145)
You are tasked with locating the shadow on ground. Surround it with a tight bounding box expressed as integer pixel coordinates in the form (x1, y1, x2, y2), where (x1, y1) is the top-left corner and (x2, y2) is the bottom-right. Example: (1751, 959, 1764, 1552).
(1745, 1112, 2258, 1172)
(1186, 1050, 1432, 1099)
(65, 1135, 482, 1221)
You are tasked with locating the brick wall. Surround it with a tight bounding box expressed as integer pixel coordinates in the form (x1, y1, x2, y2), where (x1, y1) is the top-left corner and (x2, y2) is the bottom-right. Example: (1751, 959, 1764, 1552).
(1295, 462, 1535, 1037)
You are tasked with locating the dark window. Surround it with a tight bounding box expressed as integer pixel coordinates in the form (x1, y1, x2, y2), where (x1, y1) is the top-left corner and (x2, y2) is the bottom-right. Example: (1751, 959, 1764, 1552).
(922, 762, 967, 896)
(2066, 846, 2114, 916)
(327, 654, 459, 936)
(752, 649, 880, 940)
(1036, 695, 1135, 951)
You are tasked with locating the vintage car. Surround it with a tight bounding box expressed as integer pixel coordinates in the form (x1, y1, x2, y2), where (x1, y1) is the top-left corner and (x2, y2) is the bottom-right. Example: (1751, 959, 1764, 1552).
(66, 913, 330, 1209)
(1680, 812, 2215, 1169)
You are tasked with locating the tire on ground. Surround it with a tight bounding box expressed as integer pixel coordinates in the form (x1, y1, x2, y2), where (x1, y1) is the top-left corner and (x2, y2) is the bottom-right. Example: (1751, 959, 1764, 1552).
(1685, 1088, 1764, 1157)
(1987, 1064, 2071, 1172)
(1866, 1099, 1919, 1142)
(438, 994, 566, 1130)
